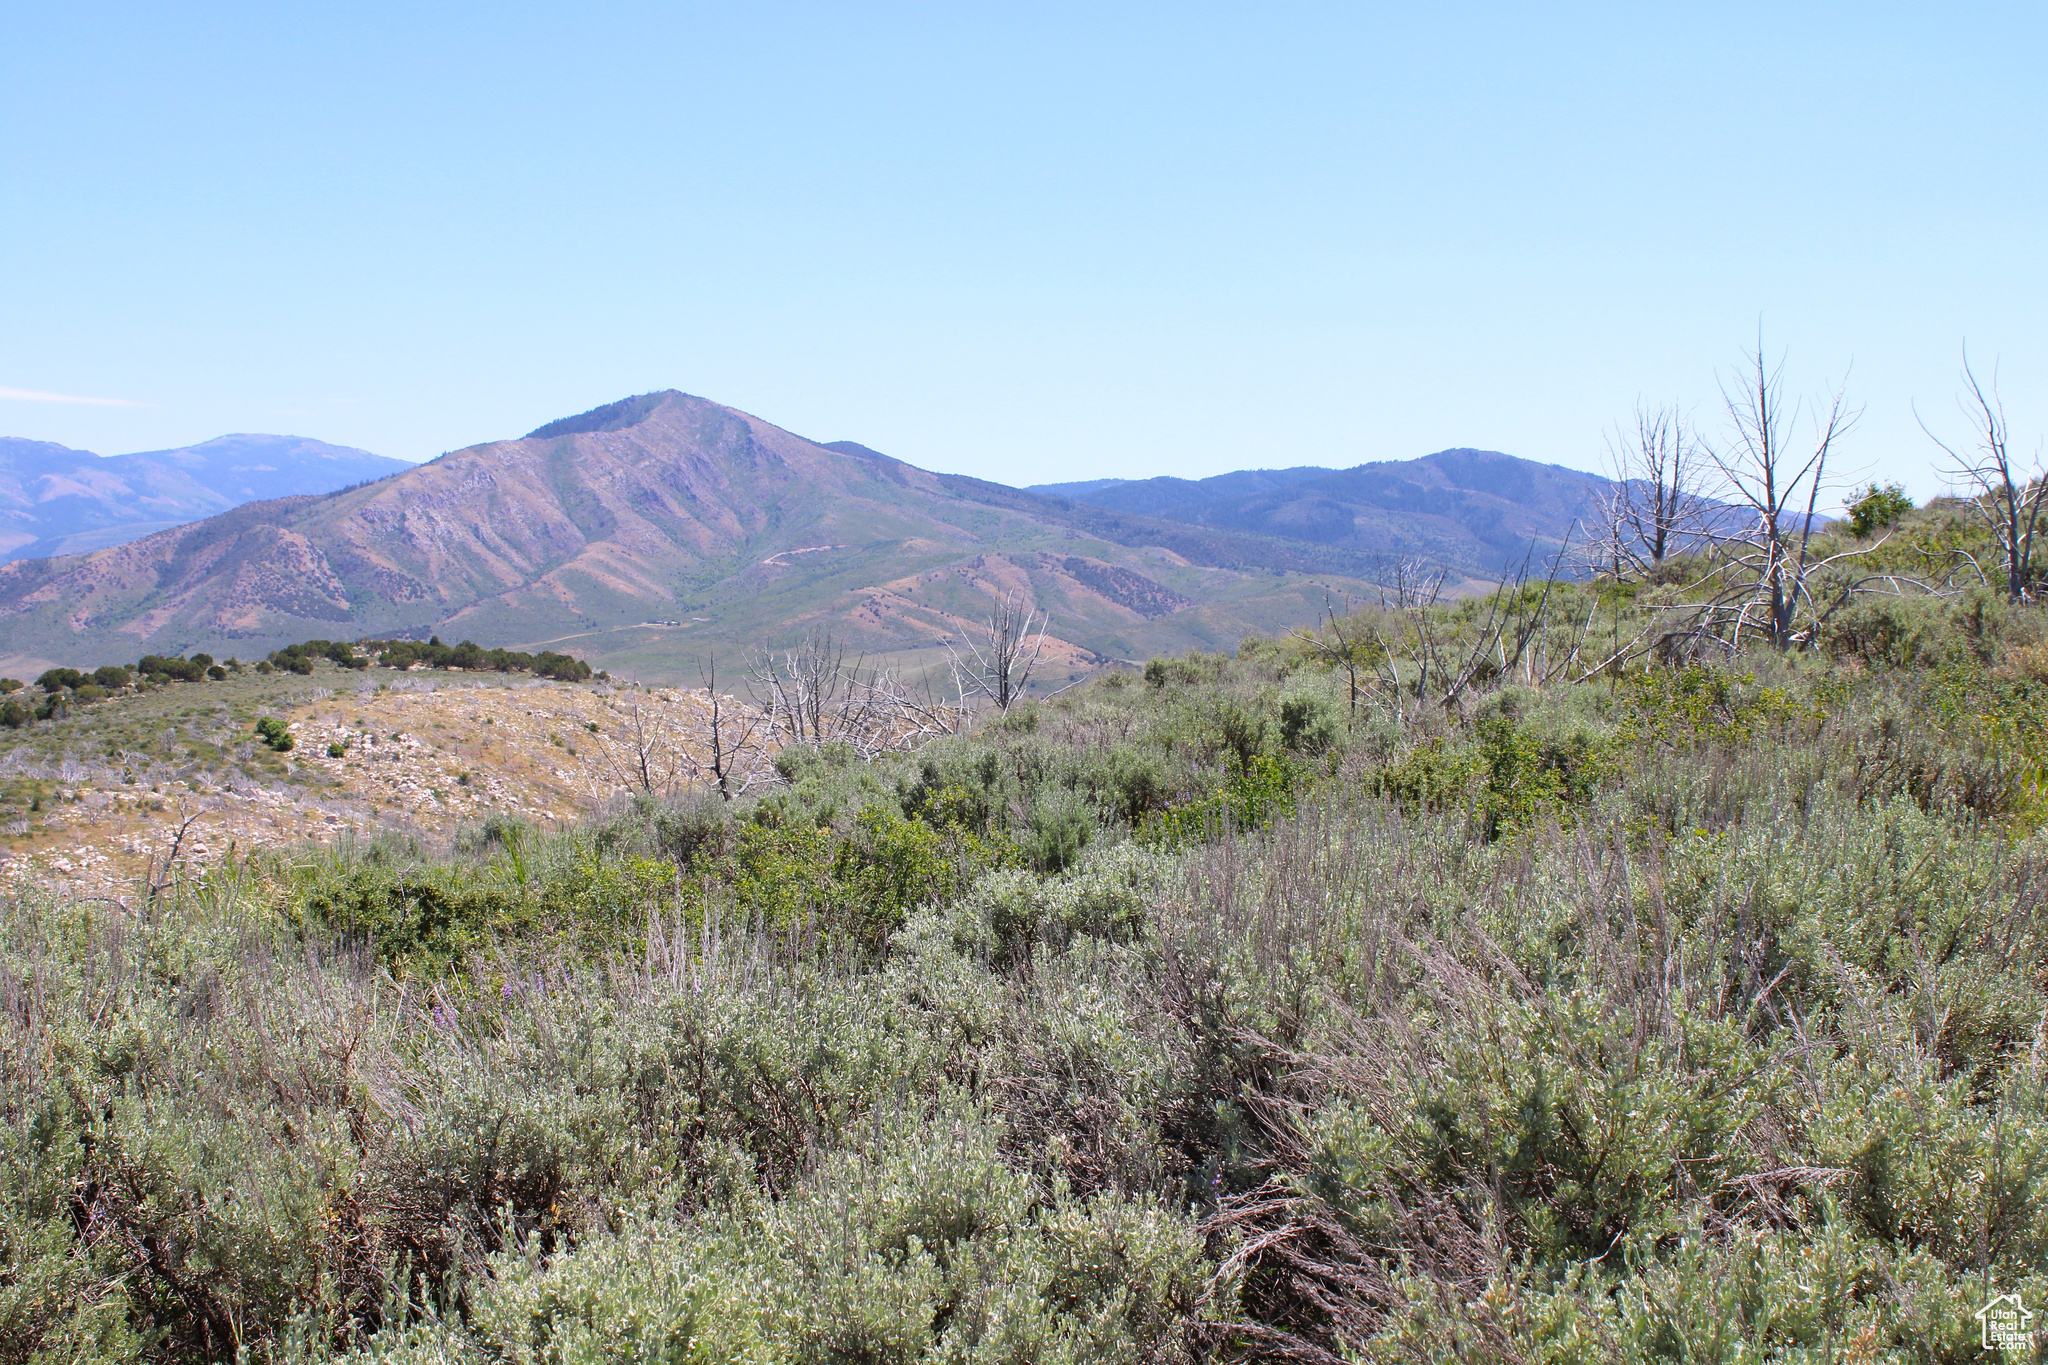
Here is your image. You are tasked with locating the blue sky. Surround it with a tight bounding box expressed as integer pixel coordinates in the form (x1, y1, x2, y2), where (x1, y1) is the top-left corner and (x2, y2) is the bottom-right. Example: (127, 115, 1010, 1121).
(3, 3, 2041, 501)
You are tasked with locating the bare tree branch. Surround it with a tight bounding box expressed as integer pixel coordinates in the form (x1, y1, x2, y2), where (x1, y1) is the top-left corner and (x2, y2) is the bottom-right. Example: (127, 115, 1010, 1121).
(694, 657, 769, 800)
(146, 805, 209, 905)
(1699, 336, 1863, 648)
(1920, 346, 2045, 603)
(1291, 594, 1374, 719)
(957, 590, 1050, 710)
(1349, 537, 1571, 716)
(583, 689, 737, 799)
(749, 627, 973, 759)
(748, 630, 849, 748)
(1592, 403, 1709, 579)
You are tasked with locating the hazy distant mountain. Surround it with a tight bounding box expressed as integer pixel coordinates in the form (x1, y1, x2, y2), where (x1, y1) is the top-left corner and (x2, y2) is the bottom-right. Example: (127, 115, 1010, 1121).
(0, 434, 408, 563)
(1032, 450, 1610, 570)
(0, 392, 1406, 681)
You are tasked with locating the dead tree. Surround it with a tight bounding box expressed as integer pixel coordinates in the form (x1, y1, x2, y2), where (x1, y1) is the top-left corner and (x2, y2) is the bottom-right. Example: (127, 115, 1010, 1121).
(1427, 539, 1566, 708)
(146, 805, 210, 905)
(588, 677, 773, 801)
(748, 630, 953, 756)
(748, 630, 849, 748)
(1292, 595, 1375, 718)
(587, 691, 695, 798)
(695, 658, 767, 800)
(747, 628, 976, 758)
(1921, 349, 2045, 602)
(1357, 539, 1570, 718)
(958, 590, 1050, 711)
(862, 662, 974, 751)
(1704, 341, 1859, 649)
(1368, 555, 1449, 612)
(1596, 403, 1706, 578)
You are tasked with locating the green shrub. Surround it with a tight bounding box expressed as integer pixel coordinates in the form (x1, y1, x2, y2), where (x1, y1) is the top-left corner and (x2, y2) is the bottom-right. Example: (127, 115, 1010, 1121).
(1279, 689, 1342, 754)
(903, 748, 1008, 833)
(338, 1105, 1212, 1365)
(1023, 787, 1096, 872)
(1821, 595, 1966, 670)
(831, 805, 968, 939)
(724, 820, 836, 925)
(297, 864, 524, 973)
(1144, 753, 1301, 848)
(138, 653, 209, 681)
(648, 789, 730, 866)
(1619, 663, 1807, 749)
(1085, 744, 1171, 827)
(1845, 480, 1914, 537)
(1143, 652, 1226, 688)
(255, 716, 295, 751)
(1378, 714, 1614, 837)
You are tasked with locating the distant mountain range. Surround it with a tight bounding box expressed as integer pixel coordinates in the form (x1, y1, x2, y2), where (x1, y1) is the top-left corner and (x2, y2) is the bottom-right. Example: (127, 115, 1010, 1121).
(0, 393, 1615, 681)
(1032, 450, 1608, 569)
(0, 434, 409, 563)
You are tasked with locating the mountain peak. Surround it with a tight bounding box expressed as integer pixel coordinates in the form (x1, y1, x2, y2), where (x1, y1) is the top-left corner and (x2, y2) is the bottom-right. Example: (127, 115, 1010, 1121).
(0, 395, 1617, 682)
(821, 440, 898, 464)
(525, 391, 686, 440)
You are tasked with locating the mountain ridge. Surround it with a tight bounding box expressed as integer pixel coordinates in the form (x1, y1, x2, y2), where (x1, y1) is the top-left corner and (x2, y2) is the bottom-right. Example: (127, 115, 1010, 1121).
(1031, 449, 1608, 569)
(0, 392, 1610, 682)
(0, 433, 410, 563)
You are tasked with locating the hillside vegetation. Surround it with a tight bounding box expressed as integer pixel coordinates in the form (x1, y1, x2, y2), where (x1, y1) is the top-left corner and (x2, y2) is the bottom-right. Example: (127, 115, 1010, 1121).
(2, 494, 2045, 1363)
(0, 641, 715, 904)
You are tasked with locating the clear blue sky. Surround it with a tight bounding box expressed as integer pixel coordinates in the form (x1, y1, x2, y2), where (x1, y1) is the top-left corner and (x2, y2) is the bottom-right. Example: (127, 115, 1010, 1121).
(3, 3, 2041, 502)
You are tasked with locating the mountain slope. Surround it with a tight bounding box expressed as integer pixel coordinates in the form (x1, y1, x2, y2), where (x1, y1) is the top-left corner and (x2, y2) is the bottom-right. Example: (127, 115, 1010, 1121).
(1032, 449, 1609, 571)
(0, 393, 1402, 681)
(0, 434, 408, 562)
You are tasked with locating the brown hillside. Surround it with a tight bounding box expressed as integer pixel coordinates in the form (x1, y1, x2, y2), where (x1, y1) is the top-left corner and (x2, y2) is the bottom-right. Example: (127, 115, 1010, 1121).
(0, 392, 1396, 681)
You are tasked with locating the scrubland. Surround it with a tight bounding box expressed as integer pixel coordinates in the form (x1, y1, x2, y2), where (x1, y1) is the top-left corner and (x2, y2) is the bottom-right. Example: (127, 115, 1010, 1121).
(3, 503, 2046, 1363)
(0, 667, 721, 900)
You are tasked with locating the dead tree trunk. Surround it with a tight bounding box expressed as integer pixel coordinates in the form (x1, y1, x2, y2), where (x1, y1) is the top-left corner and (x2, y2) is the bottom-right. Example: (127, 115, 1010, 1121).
(1596, 403, 1705, 578)
(1707, 339, 1857, 649)
(1922, 348, 2044, 603)
(959, 590, 1049, 710)
(698, 657, 765, 801)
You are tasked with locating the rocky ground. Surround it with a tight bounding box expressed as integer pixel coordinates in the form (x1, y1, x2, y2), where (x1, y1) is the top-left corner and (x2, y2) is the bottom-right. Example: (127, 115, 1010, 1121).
(0, 665, 761, 902)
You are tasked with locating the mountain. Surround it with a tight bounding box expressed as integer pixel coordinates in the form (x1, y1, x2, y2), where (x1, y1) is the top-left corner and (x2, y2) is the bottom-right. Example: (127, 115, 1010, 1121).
(0, 392, 1426, 682)
(0, 434, 409, 563)
(1032, 449, 1610, 571)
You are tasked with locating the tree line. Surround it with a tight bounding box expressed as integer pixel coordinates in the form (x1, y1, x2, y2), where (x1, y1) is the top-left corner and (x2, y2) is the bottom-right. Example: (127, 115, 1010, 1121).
(0, 635, 595, 728)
